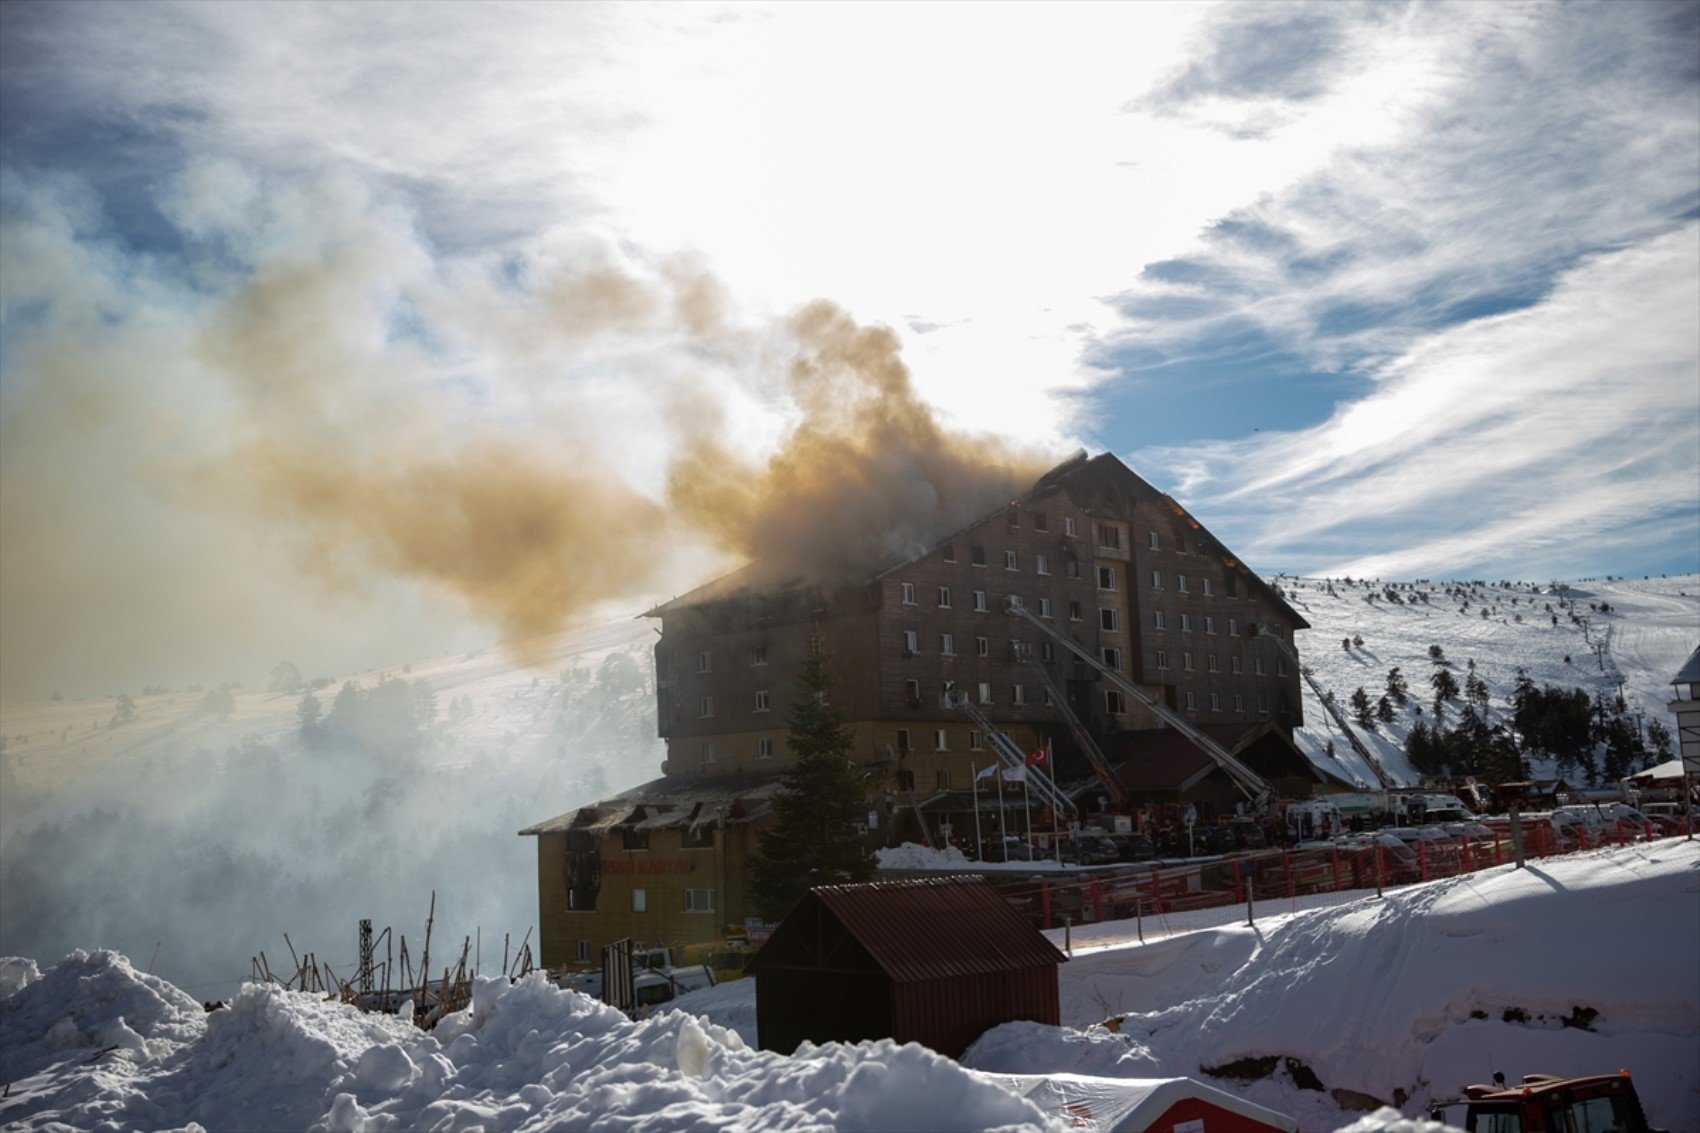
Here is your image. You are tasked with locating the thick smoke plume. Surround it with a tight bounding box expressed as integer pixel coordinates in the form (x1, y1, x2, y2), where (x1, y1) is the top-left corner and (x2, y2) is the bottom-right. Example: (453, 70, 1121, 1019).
(0, 170, 1058, 695)
(668, 300, 1055, 589)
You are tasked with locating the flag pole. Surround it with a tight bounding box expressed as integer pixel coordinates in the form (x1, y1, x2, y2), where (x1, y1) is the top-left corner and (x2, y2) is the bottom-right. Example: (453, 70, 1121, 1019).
(1023, 769, 1034, 857)
(996, 764, 1007, 853)
(972, 762, 985, 861)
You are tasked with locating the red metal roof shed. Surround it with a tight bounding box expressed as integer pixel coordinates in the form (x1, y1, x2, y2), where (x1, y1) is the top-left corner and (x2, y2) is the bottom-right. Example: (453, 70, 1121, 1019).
(745, 876, 1067, 1058)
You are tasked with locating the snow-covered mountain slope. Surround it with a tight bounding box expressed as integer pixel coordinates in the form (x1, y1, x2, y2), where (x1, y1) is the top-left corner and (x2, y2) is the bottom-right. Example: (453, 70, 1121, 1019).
(1283, 574, 1699, 788)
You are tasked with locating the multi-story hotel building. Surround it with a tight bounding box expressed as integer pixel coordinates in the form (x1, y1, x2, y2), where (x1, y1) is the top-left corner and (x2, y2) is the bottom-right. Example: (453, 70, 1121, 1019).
(521, 452, 1311, 969)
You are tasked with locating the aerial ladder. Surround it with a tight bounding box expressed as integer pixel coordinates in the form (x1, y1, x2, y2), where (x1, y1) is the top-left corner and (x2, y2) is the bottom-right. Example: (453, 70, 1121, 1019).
(1003, 601, 1275, 809)
(1244, 623, 1395, 791)
(941, 688, 1078, 820)
(1022, 660, 1129, 810)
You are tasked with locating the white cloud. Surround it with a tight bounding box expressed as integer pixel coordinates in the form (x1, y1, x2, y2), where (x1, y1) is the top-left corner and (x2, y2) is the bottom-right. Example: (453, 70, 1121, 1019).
(1138, 224, 1700, 579)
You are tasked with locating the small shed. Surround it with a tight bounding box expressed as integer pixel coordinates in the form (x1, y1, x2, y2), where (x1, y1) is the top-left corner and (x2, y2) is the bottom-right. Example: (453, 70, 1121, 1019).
(986, 1073, 1298, 1133)
(745, 876, 1066, 1058)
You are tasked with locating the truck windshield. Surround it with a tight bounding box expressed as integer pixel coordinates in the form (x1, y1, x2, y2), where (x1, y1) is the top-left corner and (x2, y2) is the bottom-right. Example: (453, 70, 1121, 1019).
(1563, 1094, 1634, 1133)
(1470, 1106, 1521, 1132)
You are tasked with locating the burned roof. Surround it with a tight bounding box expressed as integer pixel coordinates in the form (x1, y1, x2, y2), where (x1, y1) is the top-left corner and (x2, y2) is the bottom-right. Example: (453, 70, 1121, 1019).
(518, 772, 788, 836)
(748, 876, 1066, 984)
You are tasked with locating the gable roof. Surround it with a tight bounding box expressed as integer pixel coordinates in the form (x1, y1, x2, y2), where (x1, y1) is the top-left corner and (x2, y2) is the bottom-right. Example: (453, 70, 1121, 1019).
(1673, 643, 1700, 686)
(748, 876, 1066, 983)
(1038, 453, 1309, 630)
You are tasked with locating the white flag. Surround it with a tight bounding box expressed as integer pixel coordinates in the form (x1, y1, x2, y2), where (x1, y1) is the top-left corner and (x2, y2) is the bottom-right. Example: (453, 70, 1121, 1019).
(975, 764, 996, 782)
(1002, 765, 1027, 782)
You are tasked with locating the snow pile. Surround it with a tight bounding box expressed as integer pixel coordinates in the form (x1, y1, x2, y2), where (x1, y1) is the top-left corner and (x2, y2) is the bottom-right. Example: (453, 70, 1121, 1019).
(876, 842, 975, 870)
(966, 841, 1700, 1131)
(1, 957, 1060, 1132)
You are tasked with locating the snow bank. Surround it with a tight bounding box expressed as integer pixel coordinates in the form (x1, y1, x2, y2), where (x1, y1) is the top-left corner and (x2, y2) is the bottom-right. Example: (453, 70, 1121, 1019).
(1, 962, 1060, 1132)
(968, 842, 1700, 1131)
(875, 842, 974, 870)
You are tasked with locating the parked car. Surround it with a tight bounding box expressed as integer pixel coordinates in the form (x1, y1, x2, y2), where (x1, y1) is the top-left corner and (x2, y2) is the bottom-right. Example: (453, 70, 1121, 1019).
(1060, 833, 1121, 866)
(1441, 821, 1497, 848)
(1642, 802, 1693, 835)
(1111, 832, 1159, 862)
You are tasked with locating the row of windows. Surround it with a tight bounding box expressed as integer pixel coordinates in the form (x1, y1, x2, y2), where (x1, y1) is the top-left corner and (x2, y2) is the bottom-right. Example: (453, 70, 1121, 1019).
(895, 726, 989, 753)
(1103, 689, 1269, 715)
(901, 677, 1049, 709)
(1148, 571, 1230, 596)
(698, 737, 773, 762)
(1150, 612, 1243, 634)
(619, 825, 716, 851)
(695, 645, 767, 673)
(1147, 651, 1285, 676)
(623, 888, 716, 915)
(697, 693, 774, 717)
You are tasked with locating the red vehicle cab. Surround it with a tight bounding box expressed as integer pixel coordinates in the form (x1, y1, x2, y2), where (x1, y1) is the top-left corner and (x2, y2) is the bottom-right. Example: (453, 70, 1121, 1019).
(1448, 1070, 1661, 1133)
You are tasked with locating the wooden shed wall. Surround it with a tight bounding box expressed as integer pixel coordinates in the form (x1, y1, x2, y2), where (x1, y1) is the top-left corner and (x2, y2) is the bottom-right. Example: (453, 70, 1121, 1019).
(891, 967, 1060, 1059)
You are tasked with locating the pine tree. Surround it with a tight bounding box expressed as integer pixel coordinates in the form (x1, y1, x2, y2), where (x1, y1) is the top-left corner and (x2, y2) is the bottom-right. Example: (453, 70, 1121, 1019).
(1350, 686, 1375, 732)
(1386, 666, 1409, 707)
(1430, 668, 1460, 728)
(748, 638, 875, 920)
(1376, 694, 1395, 724)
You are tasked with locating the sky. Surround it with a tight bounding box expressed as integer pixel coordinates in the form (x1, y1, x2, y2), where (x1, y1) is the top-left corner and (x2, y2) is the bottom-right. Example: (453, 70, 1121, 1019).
(1, 1, 1697, 698)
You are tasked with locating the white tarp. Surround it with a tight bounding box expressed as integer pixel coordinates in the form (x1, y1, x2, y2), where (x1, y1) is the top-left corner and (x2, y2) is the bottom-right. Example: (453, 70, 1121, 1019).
(978, 1072, 1299, 1133)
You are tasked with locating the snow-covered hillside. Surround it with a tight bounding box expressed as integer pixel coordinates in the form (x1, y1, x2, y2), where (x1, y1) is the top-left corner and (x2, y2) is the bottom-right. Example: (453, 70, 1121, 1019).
(6, 842, 1692, 1132)
(1283, 574, 1699, 788)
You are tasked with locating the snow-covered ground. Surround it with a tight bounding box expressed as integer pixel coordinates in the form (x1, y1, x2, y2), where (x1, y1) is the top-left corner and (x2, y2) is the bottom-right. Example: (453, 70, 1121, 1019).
(1284, 574, 1699, 787)
(5, 842, 1692, 1132)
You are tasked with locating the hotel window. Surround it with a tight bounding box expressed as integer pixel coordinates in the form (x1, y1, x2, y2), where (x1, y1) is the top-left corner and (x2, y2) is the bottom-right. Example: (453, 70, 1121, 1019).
(904, 678, 920, 703)
(1040, 641, 1055, 662)
(1184, 652, 1194, 671)
(1005, 550, 1018, 571)
(1203, 579, 1214, 597)
(1008, 594, 1024, 610)
(683, 824, 714, 849)
(703, 741, 717, 764)
(1064, 517, 1077, 537)
(1155, 650, 1168, 670)
(623, 827, 650, 851)
(1106, 690, 1126, 714)
(754, 690, 770, 712)
(1036, 553, 1050, 575)
(971, 545, 987, 567)
(697, 651, 712, 673)
(900, 582, 916, 604)
(942, 543, 957, 563)
(1177, 534, 1188, 554)
(896, 728, 911, 753)
(1102, 646, 1122, 670)
(683, 889, 715, 913)
(1069, 600, 1083, 622)
(973, 590, 988, 612)
(1178, 574, 1189, 594)
(1234, 694, 1245, 712)
(1226, 574, 1239, 597)
(936, 770, 951, 789)
(1184, 691, 1196, 711)
(631, 889, 647, 913)
(1258, 694, 1269, 715)
(937, 586, 952, 608)
(1100, 607, 1120, 632)
(1042, 688, 1054, 706)
(1098, 565, 1116, 590)
(1278, 660, 1288, 677)
(977, 682, 992, 704)
(903, 630, 919, 653)
(577, 940, 591, 963)
(750, 645, 768, 666)
(941, 633, 955, 655)
(935, 729, 949, 751)
(1255, 658, 1265, 676)
(976, 636, 990, 657)
(1151, 571, 1163, 590)
(1181, 613, 1192, 632)
(1210, 693, 1221, 711)
(1153, 610, 1166, 630)
(757, 737, 774, 759)
(1066, 559, 1081, 579)
(1038, 597, 1052, 619)
(698, 696, 714, 718)
(1096, 524, 1122, 550)
(969, 730, 984, 751)
(1148, 530, 1159, 549)
(1229, 618, 1239, 636)
(1034, 511, 1049, 531)
(1007, 505, 1020, 528)
(1012, 685, 1026, 706)
(1232, 656, 1243, 674)
(1205, 616, 1216, 635)
(1207, 654, 1218, 672)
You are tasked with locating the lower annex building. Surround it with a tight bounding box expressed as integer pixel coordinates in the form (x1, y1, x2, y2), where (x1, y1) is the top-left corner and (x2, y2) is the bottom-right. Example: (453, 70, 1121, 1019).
(520, 452, 1315, 970)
